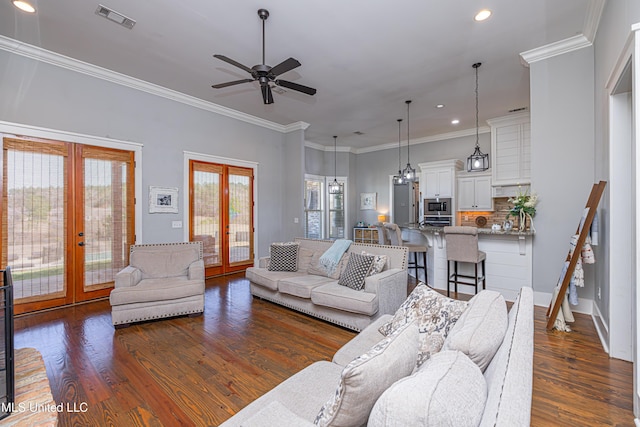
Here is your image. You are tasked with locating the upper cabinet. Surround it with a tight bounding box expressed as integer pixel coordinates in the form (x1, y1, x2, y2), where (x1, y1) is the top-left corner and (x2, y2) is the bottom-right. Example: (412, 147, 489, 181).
(457, 172, 493, 211)
(418, 160, 464, 199)
(487, 113, 531, 186)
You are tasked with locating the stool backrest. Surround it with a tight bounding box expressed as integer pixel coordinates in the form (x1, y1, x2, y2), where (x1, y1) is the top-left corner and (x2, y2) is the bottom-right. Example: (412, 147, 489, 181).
(383, 222, 403, 246)
(375, 224, 391, 245)
(444, 226, 480, 263)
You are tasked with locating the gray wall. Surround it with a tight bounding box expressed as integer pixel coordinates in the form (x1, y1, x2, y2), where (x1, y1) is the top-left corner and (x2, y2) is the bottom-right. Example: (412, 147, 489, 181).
(0, 49, 290, 258)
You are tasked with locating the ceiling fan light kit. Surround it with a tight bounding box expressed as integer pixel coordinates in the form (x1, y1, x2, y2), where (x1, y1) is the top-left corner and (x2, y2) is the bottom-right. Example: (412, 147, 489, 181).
(467, 62, 490, 172)
(211, 9, 317, 105)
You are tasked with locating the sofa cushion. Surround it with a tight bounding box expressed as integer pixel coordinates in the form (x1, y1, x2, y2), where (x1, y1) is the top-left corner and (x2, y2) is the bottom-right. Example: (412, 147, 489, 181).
(245, 267, 301, 291)
(297, 247, 315, 272)
(130, 247, 199, 279)
(311, 283, 378, 316)
(379, 284, 468, 367)
(268, 242, 299, 272)
(443, 290, 508, 372)
(109, 277, 205, 306)
(278, 275, 334, 299)
(368, 350, 487, 427)
(338, 253, 375, 290)
(315, 323, 419, 427)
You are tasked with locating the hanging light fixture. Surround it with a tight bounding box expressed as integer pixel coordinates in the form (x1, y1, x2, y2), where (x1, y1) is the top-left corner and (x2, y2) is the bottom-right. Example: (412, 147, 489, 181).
(392, 119, 406, 185)
(328, 135, 343, 194)
(402, 100, 417, 182)
(467, 62, 489, 172)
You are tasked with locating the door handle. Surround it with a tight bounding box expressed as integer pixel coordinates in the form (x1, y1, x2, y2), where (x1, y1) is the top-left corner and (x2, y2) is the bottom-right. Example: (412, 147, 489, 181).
(78, 242, 85, 246)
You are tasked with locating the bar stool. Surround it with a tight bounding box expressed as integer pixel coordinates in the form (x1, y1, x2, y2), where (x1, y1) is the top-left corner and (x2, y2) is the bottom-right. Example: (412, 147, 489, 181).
(383, 223, 428, 284)
(444, 226, 486, 297)
(375, 223, 390, 245)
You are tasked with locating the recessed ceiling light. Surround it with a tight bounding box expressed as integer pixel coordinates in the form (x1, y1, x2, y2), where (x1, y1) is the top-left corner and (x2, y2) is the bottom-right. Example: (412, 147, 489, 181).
(436, 104, 445, 109)
(474, 9, 492, 21)
(12, 0, 35, 13)
(451, 119, 460, 125)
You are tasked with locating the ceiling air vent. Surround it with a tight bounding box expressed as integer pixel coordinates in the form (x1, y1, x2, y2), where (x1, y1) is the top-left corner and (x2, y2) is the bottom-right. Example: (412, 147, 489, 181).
(95, 4, 136, 29)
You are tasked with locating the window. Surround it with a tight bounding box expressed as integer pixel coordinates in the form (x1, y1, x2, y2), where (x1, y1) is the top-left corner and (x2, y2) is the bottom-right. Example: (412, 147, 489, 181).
(304, 177, 324, 239)
(304, 175, 348, 240)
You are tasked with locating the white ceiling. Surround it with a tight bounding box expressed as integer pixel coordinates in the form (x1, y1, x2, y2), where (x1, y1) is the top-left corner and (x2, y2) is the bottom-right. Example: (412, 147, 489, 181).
(0, 0, 598, 150)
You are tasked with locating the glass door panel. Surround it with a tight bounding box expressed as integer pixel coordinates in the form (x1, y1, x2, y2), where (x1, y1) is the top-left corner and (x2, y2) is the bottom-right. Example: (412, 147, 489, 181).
(2, 139, 69, 308)
(190, 162, 223, 275)
(227, 167, 253, 268)
(78, 146, 135, 299)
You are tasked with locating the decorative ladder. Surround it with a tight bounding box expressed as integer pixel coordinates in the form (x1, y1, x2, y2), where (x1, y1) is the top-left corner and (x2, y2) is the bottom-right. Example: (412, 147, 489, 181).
(546, 181, 607, 330)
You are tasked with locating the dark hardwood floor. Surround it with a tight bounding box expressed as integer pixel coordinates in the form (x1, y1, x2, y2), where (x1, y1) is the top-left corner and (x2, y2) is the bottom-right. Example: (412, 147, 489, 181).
(12, 273, 634, 426)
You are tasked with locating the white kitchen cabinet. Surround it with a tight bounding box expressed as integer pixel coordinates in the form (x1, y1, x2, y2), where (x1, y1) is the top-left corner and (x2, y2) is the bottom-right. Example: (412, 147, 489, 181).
(418, 160, 463, 199)
(487, 113, 531, 186)
(457, 173, 493, 211)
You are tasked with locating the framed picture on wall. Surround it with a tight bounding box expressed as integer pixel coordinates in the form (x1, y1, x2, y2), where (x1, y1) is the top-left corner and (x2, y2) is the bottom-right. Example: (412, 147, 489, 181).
(149, 186, 179, 213)
(360, 192, 377, 210)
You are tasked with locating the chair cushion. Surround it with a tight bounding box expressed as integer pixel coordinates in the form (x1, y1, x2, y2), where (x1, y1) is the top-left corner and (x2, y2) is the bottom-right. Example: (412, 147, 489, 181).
(314, 323, 419, 427)
(338, 253, 375, 290)
(130, 247, 199, 279)
(443, 290, 508, 372)
(109, 277, 204, 306)
(379, 284, 468, 367)
(268, 242, 299, 272)
(368, 350, 487, 427)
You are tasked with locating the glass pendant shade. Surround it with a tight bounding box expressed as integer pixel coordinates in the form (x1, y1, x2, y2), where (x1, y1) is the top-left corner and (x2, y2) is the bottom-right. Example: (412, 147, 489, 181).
(329, 135, 343, 194)
(401, 100, 417, 182)
(392, 118, 406, 185)
(467, 62, 490, 172)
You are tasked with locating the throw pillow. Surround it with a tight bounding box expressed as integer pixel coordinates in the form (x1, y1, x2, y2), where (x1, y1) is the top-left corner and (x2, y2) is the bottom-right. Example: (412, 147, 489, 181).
(443, 290, 508, 372)
(314, 323, 419, 427)
(362, 251, 388, 276)
(308, 252, 350, 279)
(337, 253, 375, 290)
(378, 284, 468, 367)
(268, 242, 299, 272)
(368, 350, 487, 427)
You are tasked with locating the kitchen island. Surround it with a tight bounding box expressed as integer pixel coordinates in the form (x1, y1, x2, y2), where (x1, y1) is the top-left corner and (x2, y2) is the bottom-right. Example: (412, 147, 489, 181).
(402, 225, 534, 301)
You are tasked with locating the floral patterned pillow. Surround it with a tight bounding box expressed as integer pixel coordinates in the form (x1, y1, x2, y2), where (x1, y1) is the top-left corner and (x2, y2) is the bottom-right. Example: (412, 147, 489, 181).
(379, 284, 468, 366)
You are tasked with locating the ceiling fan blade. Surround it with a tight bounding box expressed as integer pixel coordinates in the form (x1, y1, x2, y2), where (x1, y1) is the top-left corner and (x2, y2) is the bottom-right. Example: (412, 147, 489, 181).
(269, 57, 301, 77)
(211, 78, 254, 89)
(261, 84, 274, 104)
(213, 54, 254, 74)
(275, 79, 317, 96)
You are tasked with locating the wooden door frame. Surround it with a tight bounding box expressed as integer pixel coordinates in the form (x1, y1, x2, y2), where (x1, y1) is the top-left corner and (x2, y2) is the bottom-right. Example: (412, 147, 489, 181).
(183, 151, 258, 271)
(0, 122, 142, 314)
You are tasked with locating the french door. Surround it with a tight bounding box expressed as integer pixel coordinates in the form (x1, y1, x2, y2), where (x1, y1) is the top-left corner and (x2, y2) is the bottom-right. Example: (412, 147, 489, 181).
(189, 160, 254, 277)
(1, 137, 135, 314)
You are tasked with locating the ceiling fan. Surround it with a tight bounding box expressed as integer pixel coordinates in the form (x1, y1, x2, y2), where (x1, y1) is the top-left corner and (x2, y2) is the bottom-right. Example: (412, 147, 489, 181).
(211, 9, 317, 105)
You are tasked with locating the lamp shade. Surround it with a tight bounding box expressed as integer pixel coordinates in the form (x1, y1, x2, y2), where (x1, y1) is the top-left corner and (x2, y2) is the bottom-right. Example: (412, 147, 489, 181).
(377, 214, 386, 223)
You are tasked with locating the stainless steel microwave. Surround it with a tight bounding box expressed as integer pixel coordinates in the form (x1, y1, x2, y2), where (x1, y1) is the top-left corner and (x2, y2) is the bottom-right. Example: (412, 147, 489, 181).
(424, 198, 452, 215)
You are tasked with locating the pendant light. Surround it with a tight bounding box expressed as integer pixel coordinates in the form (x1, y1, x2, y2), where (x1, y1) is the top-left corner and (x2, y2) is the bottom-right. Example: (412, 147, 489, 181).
(392, 119, 406, 185)
(467, 62, 489, 172)
(328, 135, 343, 194)
(402, 100, 417, 182)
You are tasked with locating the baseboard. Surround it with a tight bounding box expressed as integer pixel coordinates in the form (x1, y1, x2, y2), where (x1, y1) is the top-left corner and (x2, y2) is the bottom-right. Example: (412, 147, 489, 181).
(533, 291, 593, 315)
(634, 417, 640, 427)
(591, 301, 610, 354)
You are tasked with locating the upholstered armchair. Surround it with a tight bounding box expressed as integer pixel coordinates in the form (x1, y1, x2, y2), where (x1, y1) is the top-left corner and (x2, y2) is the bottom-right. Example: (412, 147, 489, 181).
(109, 241, 205, 328)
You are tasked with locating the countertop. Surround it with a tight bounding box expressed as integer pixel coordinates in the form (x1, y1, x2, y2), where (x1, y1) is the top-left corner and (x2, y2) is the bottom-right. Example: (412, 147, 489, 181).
(403, 224, 535, 237)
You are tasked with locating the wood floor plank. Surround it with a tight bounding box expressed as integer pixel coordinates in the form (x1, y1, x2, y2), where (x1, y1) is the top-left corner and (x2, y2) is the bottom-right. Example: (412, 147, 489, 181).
(10, 273, 634, 426)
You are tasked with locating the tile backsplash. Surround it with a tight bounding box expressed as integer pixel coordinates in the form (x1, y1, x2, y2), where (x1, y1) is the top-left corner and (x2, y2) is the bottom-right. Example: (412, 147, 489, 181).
(457, 197, 514, 228)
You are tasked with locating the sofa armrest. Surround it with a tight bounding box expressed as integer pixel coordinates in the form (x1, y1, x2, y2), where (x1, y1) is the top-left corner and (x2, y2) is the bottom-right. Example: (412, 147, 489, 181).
(115, 266, 142, 288)
(332, 314, 392, 366)
(363, 268, 408, 316)
(237, 401, 315, 427)
(188, 259, 205, 280)
(258, 256, 271, 269)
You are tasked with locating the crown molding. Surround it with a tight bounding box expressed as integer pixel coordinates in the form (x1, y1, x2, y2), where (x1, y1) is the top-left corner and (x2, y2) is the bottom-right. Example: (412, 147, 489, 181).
(354, 126, 490, 155)
(520, 34, 592, 67)
(304, 141, 354, 153)
(0, 36, 299, 134)
(583, 0, 606, 42)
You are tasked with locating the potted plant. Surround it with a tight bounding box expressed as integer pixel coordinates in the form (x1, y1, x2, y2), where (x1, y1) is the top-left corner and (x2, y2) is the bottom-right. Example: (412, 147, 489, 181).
(506, 187, 538, 231)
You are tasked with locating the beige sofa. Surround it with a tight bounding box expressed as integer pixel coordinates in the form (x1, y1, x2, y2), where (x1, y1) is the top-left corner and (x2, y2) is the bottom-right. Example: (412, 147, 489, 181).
(220, 287, 534, 427)
(246, 238, 409, 332)
(109, 242, 205, 327)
